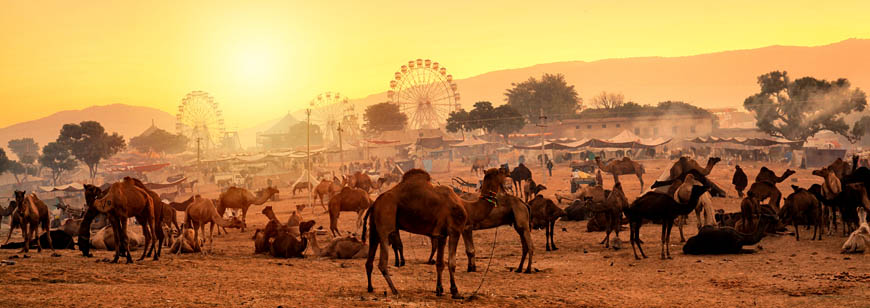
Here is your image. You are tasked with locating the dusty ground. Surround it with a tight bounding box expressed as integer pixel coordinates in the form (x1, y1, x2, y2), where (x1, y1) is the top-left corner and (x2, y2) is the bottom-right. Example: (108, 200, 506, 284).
(1, 159, 869, 308)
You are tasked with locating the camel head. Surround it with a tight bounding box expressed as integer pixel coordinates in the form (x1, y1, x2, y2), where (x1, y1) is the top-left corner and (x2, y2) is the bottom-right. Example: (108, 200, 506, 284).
(226, 216, 245, 230)
(83, 184, 103, 208)
(707, 157, 721, 167)
(13, 190, 26, 210)
(481, 168, 508, 195)
(811, 167, 830, 178)
(782, 169, 796, 179)
(299, 220, 316, 233)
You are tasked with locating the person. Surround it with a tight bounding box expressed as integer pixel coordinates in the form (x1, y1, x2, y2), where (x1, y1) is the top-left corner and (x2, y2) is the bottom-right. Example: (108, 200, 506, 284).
(546, 159, 554, 176)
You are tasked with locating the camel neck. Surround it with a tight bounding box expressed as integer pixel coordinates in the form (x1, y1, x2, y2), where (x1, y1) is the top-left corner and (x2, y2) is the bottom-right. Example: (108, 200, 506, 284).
(308, 234, 322, 256)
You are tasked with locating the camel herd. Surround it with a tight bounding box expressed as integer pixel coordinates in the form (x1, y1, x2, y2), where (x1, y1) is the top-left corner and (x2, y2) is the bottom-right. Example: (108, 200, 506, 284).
(4, 154, 870, 300)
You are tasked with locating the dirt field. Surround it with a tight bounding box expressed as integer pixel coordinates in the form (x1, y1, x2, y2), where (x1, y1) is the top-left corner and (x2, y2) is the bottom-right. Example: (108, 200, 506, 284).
(1, 159, 869, 307)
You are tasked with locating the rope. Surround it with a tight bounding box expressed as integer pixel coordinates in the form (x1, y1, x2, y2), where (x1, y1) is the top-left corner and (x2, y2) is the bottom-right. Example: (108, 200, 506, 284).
(466, 226, 499, 301)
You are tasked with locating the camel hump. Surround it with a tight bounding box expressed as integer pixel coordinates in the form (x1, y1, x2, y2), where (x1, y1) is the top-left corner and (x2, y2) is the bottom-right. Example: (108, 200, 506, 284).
(401, 169, 431, 182)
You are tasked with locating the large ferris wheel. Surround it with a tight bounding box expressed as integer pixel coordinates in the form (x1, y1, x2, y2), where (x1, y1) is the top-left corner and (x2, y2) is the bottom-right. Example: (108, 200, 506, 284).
(176, 91, 225, 150)
(387, 59, 461, 130)
(309, 92, 356, 146)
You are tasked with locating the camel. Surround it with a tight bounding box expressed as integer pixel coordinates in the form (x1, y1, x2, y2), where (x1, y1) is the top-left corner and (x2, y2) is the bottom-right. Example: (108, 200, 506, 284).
(1, 230, 74, 250)
(267, 219, 314, 258)
(747, 181, 782, 212)
(77, 184, 107, 257)
(813, 167, 844, 234)
(160, 202, 180, 233)
(682, 214, 778, 255)
(179, 195, 239, 253)
(555, 184, 607, 204)
(841, 207, 870, 253)
(92, 178, 160, 263)
(304, 232, 368, 259)
(523, 178, 546, 202)
(313, 179, 342, 210)
(755, 167, 796, 184)
(345, 171, 374, 193)
(733, 165, 748, 198)
(739, 195, 763, 233)
(217, 186, 279, 232)
(363, 169, 469, 298)
(89, 224, 145, 251)
(328, 187, 372, 237)
(588, 182, 629, 248)
(624, 185, 707, 260)
(2, 201, 21, 245)
(292, 182, 313, 196)
(827, 157, 851, 181)
(168, 228, 203, 254)
(781, 185, 823, 241)
(470, 157, 490, 175)
(529, 195, 566, 251)
(595, 156, 644, 191)
(510, 163, 532, 200)
(669, 156, 721, 179)
(12, 191, 54, 254)
(673, 174, 718, 242)
(169, 196, 195, 211)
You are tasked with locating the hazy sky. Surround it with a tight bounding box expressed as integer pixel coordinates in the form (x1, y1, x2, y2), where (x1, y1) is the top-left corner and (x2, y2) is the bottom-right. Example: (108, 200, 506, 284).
(1, 0, 868, 129)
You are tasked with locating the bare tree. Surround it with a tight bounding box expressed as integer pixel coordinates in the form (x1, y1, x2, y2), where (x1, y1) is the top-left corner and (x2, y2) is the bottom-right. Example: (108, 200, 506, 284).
(591, 91, 625, 109)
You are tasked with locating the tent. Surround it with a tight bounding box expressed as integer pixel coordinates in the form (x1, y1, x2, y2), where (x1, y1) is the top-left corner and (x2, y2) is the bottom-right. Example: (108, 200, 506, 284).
(40, 183, 85, 193)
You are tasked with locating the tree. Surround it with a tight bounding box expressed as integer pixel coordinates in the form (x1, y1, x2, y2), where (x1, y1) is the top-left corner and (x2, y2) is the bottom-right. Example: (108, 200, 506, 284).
(450, 101, 525, 143)
(491, 105, 526, 143)
(7, 138, 39, 164)
(56, 121, 126, 180)
(590, 92, 625, 109)
(129, 128, 189, 154)
(0, 148, 9, 176)
(39, 142, 77, 185)
(364, 102, 408, 132)
(288, 122, 323, 146)
(445, 109, 471, 138)
(505, 73, 581, 124)
(744, 71, 870, 142)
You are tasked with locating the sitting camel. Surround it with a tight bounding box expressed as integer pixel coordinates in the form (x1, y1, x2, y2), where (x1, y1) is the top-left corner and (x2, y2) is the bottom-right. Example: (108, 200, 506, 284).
(780, 185, 823, 241)
(217, 186, 279, 232)
(268, 219, 314, 258)
(555, 184, 606, 204)
(682, 214, 778, 255)
(1, 230, 74, 250)
(589, 182, 629, 248)
(89, 224, 145, 251)
(528, 195, 566, 251)
(624, 185, 708, 260)
(12, 191, 54, 254)
(842, 207, 870, 253)
(595, 156, 645, 192)
(304, 232, 368, 259)
(168, 228, 203, 254)
(328, 187, 372, 237)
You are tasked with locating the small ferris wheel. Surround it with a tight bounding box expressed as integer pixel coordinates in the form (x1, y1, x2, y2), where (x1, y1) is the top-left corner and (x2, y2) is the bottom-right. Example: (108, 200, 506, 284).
(309, 92, 353, 146)
(176, 91, 225, 150)
(387, 59, 460, 130)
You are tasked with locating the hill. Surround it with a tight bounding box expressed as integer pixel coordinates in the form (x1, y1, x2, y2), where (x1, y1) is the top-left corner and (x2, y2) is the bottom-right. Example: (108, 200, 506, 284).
(0, 104, 175, 158)
(344, 39, 870, 112)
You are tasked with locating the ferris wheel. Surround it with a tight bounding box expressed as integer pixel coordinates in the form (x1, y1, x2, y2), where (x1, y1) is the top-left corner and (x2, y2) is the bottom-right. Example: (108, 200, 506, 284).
(387, 59, 460, 130)
(175, 91, 225, 150)
(309, 92, 353, 145)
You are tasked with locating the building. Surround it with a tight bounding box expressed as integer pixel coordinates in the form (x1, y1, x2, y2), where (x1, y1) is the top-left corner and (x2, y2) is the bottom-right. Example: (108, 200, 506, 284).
(544, 113, 715, 140)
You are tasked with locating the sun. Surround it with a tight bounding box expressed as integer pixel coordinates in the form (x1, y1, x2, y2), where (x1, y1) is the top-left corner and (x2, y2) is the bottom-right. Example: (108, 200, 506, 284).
(236, 48, 272, 82)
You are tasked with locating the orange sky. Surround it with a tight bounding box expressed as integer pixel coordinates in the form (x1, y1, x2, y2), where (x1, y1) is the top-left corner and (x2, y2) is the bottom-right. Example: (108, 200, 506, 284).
(1, 0, 868, 130)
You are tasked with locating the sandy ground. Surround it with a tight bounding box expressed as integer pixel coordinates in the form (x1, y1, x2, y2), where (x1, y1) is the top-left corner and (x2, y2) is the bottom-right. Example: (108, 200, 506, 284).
(1, 159, 869, 308)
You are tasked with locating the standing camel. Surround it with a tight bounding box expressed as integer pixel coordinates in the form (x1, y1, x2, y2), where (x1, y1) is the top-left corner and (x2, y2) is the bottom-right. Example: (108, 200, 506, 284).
(624, 185, 708, 260)
(179, 195, 237, 253)
(470, 157, 490, 175)
(595, 156, 645, 191)
(363, 169, 468, 298)
(755, 167, 796, 184)
(92, 177, 159, 263)
(510, 163, 532, 200)
(328, 187, 372, 237)
(313, 179, 342, 210)
(669, 156, 721, 180)
(217, 186, 279, 232)
(588, 182, 629, 248)
(12, 191, 54, 254)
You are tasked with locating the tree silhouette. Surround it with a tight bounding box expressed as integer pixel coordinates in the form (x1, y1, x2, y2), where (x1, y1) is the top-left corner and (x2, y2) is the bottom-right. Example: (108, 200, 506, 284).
(129, 128, 189, 154)
(590, 92, 625, 110)
(505, 73, 581, 123)
(39, 142, 77, 185)
(7, 138, 39, 164)
(56, 121, 125, 180)
(744, 71, 869, 142)
(364, 102, 407, 132)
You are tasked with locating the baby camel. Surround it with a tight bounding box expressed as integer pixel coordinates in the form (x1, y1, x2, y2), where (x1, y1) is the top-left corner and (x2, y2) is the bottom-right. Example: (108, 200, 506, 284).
(304, 232, 368, 259)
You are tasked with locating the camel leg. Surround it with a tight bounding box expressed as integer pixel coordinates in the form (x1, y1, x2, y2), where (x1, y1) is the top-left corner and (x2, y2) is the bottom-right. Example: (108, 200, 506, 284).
(637, 174, 644, 192)
(42, 217, 54, 253)
(677, 215, 686, 243)
(550, 220, 559, 250)
(21, 222, 32, 253)
(426, 237, 437, 265)
(461, 229, 475, 272)
(513, 224, 533, 273)
(665, 221, 674, 259)
(121, 219, 133, 264)
(377, 230, 399, 295)
(330, 212, 340, 238)
(794, 222, 800, 241)
(138, 222, 151, 261)
(660, 223, 667, 259)
(546, 221, 552, 251)
(240, 206, 249, 232)
(629, 221, 641, 260)
(365, 227, 379, 293)
(389, 232, 404, 267)
(193, 222, 202, 254)
(110, 217, 122, 263)
(4, 219, 16, 245)
(434, 236, 446, 296)
(176, 220, 187, 255)
(447, 232, 461, 299)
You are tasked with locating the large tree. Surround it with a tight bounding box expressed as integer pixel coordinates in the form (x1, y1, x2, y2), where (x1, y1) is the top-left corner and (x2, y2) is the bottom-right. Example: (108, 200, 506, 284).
(744, 71, 869, 142)
(364, 102, 408, 132)
(505, 73, 581, 124)
(491, 105, 526, 143)
(445, 109, 471, 137)
(0, 148, 9, 176)
(7, 138, 39, 164)
(39, 142, 78, 185)
(590, 91, 625, 110)
(129, 128, 189, 154)
(56, 121, 126, 180)
(448, 101, 525, 143)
